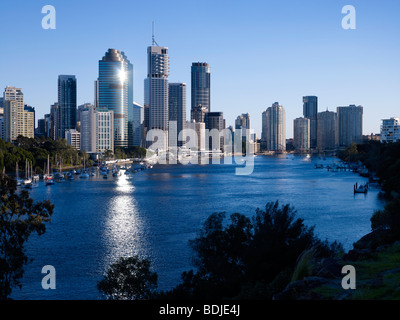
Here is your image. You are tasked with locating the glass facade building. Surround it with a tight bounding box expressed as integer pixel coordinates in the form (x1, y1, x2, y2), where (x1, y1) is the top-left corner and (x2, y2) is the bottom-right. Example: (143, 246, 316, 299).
(303, 96, 318, 149)
(58, 75, 77, 139)
(98, 49, 133, 148)
(168, 83, 186, 147)
(191, 62, 210, 114)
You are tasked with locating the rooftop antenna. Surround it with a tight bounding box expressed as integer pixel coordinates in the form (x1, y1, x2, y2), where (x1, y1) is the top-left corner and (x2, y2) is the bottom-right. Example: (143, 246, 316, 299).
(152, 21, 159, 46)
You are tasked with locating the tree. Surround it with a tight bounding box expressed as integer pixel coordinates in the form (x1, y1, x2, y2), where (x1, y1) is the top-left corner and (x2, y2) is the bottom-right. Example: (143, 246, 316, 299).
(164, 201, 339, 300)
(97, 255, 158, 300)
(0, 173, 54, 299)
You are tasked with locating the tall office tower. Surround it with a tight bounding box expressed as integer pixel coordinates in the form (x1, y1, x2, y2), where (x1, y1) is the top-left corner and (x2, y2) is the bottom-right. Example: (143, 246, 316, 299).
(293, 117, 310, 153)
(191, 62, 210, 119)
(79, 104, 97, 153)
(381, 118, 400, 143)
(58, 75, 77, 139)
(98, 49, 133, 148)
(132, 102, 144, 147)
(96, 109, 114, 153)
(23, 105, 35, 139)
(264, 102, 286, 151)
(144, 43, 169, 150)
(37, 118, 46, 137)
(3, 86, 25, 142)
(317, 110, 338, 152)
(50, 102, 60, 140)
(168, 83, 186, 147)
(337, 105, 363, 148)
(303, 96, 318, 149)
(205, 111, 225, 151)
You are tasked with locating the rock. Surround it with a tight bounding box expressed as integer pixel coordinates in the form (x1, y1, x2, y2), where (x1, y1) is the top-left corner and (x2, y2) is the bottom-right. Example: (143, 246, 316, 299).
(316, 258, 342, 278)
(273, 277, 337, 300)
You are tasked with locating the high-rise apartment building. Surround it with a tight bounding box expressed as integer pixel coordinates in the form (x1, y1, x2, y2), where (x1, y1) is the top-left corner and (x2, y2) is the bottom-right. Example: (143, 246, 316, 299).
(262, 102, 286, 152)
(303, 96, 318, 149)
(337, 105, 363, 148)
(168, 83, 186, 147)
(58, 75, 77, 139)
(145, 44, 169, 150)
(65, 129, 81, 150)
(293, 117, 310, 153)
(96, 109, 114, 153)
(98, 49, 132, 148)
(23, 105, 35, 139)
(3, 86, 34, 142)
(317, 110, 338, 152)
(380, 117, 400, 143)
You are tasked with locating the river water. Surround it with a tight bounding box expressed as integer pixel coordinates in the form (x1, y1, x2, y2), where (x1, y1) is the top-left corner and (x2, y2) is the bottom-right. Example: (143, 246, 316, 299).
(10, 155, 384, 299)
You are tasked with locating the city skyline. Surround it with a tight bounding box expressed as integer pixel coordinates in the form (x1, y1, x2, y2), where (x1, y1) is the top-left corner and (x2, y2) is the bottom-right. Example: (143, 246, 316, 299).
(1, 0, 399, 138)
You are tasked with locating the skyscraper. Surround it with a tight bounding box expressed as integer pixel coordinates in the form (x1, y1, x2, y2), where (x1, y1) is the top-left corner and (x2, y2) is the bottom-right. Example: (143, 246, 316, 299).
(303, 96, 318, 149)
(58, 75, 77, 139)
(50, 102, 60, 140)
(145, 44, 169, 150)
(205, 111, 225, 151)
(317, 110, 338, 152)
(132, 102, 144, 147)
(3, 86, 34, 142)
(168, 83, 186, 147)
(337, 105, 363, 148)
(264, 102, 286, 152)
(293, 117, 310, 153)
(191, 62, 210, 119)
(79, 104, 97, 153)
(98, 49, 133, 148)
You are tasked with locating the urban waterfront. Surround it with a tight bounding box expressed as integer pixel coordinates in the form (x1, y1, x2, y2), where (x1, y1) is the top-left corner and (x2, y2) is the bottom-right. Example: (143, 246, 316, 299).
(10, 155, 384, 300)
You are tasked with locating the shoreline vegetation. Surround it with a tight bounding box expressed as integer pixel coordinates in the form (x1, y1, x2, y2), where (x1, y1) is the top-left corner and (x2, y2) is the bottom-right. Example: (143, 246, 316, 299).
(1, 137, 400, 300)
(0, 136, 147, 177)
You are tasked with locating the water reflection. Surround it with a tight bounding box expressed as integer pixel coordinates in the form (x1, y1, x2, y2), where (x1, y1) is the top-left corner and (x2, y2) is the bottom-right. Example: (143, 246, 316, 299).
(102, 177, 146, 269)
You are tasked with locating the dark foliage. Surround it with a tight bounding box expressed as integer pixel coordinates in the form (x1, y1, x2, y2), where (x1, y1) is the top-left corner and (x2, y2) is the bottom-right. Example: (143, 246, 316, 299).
(0, 173, 54, 299)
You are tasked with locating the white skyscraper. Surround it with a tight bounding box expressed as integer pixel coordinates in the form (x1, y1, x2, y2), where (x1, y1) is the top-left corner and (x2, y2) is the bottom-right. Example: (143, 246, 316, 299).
(145, 42, 169, 150)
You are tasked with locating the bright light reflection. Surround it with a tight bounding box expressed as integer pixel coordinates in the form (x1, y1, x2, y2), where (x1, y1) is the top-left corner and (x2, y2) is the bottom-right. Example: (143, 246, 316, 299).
(102, 175, 146, 268)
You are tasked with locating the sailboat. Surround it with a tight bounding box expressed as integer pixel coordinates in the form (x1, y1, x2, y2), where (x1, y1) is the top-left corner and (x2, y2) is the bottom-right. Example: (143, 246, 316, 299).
(45, 155, 54, 186)
(23, 159, 32, 187)
(16, 162, 23, 186)
(30, 161, 39, 188)
(80, 157, 89, 178)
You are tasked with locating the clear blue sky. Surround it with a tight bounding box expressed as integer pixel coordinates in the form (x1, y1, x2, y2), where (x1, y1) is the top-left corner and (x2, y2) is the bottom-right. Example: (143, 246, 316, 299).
(1, 0, 399, 138)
